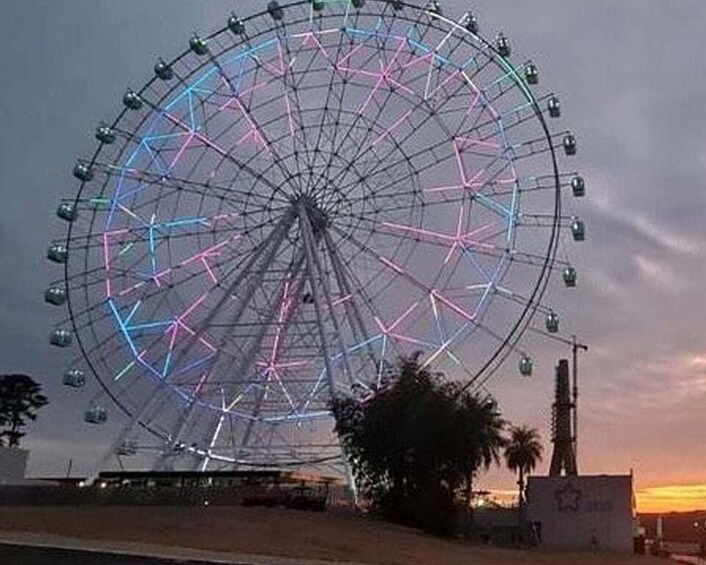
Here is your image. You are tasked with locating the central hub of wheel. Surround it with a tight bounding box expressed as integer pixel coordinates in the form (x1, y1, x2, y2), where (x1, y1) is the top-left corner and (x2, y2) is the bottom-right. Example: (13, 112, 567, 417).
(293, 195, 330, 233)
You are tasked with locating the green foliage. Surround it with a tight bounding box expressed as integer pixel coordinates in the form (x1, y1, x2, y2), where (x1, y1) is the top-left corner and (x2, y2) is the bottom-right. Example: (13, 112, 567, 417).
(0, 374, 49, 448)
(331, 354, 505, 535)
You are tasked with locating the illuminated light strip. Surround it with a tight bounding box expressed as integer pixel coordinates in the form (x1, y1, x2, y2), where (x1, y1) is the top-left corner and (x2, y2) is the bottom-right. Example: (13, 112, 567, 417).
(117, 243, 134, 257)
(216, 81, 270, 111)
(108, 299, 138, 356)
(268, 367, 297, 412)
(177, 292, 210, 324)
(269, 278, 292, 365)
(222, 98, 270, 152)
(123, 301, 141, 326)
(345, 335, 382, 354)
(114, 360, 136, 382)
(148, 214, 158, 276)
(429, 291, 446, 342)
(358, 39, 408, 116)
(168, 132, 195, 170)
(372, 110, 414, 146)
(430, 290, 475, 323)
(457, 136, 502, 150)
(162, 323, 179, 377)
(284, 94, 296, 138)
(379, 221, 495, 252)
(103, 233, 112, 298)
(377, 334, 388, 385)
(140, 140, 168, 177)
(379, 255, 404, 274)
(201, 258, 218, 284)
(300, 31, 334, 63)
(388, 302, 419, 333)
(402, 51, 433, 70)
(333, 39, 366, 72)
(332, 294, 352, 307)
(426, 68, 461, 101)
(119, 281, 146, 297)
(193, 371, 210, 397)
(126, 320, 173, 332)
(172, 353, 216, 378)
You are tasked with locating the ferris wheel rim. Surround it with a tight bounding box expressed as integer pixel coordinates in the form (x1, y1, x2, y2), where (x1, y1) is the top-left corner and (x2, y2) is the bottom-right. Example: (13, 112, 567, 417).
(56, 0, 572, 466)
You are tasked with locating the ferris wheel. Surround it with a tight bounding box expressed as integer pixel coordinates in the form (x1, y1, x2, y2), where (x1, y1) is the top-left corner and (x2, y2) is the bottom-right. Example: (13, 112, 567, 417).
(46, 0, 585, 472)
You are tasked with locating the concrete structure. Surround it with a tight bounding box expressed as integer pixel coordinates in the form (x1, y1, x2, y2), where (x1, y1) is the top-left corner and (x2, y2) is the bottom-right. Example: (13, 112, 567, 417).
(0, 448, 29, 485)
(549, 359, 578, 476)
(527, 475, 634, 553)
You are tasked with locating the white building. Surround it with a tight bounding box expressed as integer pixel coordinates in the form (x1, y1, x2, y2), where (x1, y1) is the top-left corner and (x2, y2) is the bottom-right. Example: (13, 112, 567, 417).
(527, 475, 634, 553)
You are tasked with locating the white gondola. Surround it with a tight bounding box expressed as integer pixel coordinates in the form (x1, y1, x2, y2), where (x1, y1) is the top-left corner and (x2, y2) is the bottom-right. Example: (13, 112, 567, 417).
(548, 96, 561, 118)
(123, 89, 143, 110)
(85, 406, 108, 425)
(95, 125, 116, 144)
(189, 34, 208, 56)
(50, 329, 73, 348)
(154, 59, 173, 81)
(519, 356, 533, 377)
(464, 12, 478, 33)
(73, 163, 94, 182)
(268, 1, 284, 20)
(228, 14, 246, 34)
(63, 369, 86, 388)
(496, 33, 511, 57)
(563, 266, 577, 287)
(572, 176, 586, 197)
(571, 217, 585, 241)
(47, 244, 68, 264)
(563, 134, 577, 156)
(546, 312, 560, 334)
(57, 202, 78, 222)
(45, 286, 67, 306)
(426, 1, 441, 15)
(525, 64, 539, 85)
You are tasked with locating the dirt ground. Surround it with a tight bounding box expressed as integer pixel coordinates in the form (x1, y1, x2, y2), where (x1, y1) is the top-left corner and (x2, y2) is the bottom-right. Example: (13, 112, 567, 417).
(0, 506, 662, 565)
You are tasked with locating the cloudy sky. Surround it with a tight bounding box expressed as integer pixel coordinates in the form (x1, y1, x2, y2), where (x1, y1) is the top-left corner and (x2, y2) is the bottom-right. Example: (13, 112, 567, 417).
(1, 0, 705, 512)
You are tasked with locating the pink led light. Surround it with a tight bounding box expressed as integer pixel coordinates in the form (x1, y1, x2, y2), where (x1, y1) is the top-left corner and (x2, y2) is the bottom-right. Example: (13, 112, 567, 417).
(372, 110, 414, 147)
(169, 132, 195, 169)
(177, 292, 210, 324)
(430, 289, 475, 322)
(301, 32, 333, 62)
(426, 69, 461, 100)
(379, 255, 405, 274)
(332, 294, 352, 307)
(374, 302, 418, 337)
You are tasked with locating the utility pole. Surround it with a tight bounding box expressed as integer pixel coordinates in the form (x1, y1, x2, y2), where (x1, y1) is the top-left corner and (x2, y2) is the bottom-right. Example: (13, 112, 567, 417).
(571, 335, 588, 463)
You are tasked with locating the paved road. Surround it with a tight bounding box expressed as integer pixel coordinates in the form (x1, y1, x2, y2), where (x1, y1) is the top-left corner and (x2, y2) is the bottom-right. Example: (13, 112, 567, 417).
(0, 543, 245, 564)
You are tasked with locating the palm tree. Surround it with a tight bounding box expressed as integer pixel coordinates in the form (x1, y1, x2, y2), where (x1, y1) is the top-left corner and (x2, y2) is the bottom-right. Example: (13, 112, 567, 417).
(504, 426, 543, 516)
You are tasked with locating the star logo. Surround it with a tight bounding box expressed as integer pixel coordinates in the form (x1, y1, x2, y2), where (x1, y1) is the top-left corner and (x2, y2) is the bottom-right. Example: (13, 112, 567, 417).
(555, 483, 583, 512)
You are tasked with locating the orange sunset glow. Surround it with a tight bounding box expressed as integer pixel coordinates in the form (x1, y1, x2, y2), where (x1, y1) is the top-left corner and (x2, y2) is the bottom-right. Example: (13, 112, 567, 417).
(635, 484, 706, 514)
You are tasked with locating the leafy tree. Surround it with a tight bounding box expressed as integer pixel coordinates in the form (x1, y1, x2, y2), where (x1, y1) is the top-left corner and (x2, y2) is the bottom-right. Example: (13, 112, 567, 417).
(0, 374, 49, 447)
(331, 354, 505, 535)
(504, 425, 543, 529)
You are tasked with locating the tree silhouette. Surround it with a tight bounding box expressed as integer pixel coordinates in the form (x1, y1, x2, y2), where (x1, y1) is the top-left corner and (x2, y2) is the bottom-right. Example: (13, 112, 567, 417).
(0, 374, 49, 448)
(331, 354, 505, 535)
(504, 425, 543, 530)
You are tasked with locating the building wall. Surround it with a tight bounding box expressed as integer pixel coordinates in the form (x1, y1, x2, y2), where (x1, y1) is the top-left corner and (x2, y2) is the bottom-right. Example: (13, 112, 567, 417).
(0, 448, 29, 485)
(527, 475, 634, 553)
